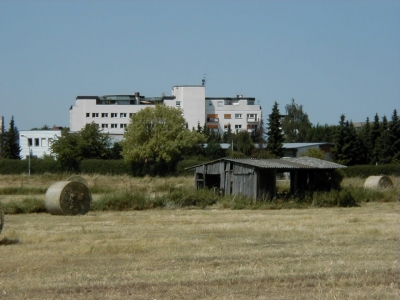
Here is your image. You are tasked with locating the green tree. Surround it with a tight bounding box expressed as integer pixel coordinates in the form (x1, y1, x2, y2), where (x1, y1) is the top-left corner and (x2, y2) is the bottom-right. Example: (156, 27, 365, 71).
(121, 105, 205, 164)
(233, 130, 254, 156)
(266, 102, 284, 157)
(2, 116, 21, 159)
(300, 148, 325, 160)
(281, 99, 312, 142)
(50, 123, 111, 171)
(332, 115, 364, 166)
(389, 109, 400, 161)
(306, 124, 337, 143)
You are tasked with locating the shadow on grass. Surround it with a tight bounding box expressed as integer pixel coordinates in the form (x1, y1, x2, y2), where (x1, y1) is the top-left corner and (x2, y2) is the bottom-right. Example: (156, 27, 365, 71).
(0, 237, 20, 246)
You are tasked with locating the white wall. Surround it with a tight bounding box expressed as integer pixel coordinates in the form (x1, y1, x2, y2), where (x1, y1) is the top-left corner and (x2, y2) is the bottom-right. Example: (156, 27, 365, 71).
(19, 130, 61, 159)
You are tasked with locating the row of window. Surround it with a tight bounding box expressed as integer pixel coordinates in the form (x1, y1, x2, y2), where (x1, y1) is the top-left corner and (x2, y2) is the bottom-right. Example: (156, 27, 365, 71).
(100, 123, 127, 129)
(86, 113, 136, 118)
(25, 138, 54, 147)
(207, 113, 257, 121)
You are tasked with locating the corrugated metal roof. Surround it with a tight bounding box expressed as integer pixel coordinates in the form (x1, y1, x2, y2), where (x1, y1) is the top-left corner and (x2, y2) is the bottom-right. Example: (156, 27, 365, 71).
(186, 157, 346, 170)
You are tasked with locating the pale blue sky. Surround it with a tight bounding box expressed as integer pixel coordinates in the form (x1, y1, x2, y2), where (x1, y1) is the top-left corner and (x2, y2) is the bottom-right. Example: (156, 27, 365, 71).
(1, 0, 399, 130)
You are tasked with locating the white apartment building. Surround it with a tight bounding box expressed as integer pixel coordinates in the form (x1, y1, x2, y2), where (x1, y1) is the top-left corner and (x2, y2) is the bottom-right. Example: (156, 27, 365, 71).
(69, 85, 262, 141)
(19, 130, 61, 159)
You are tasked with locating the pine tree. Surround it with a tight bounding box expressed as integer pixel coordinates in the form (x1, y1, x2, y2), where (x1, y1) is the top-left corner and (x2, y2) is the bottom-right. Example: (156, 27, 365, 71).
(266, 102, 284, 157)
(2, 116, 21, 159)
(389, 109, 400, 161)
(370, 113, 381, 164)
(332, 115, 364, 166)
(358, 117, 372, 164)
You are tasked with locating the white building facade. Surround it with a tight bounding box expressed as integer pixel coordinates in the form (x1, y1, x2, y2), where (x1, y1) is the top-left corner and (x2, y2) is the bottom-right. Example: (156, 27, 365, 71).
(19, 130, 61, 159)
(69, 85, 262, 140)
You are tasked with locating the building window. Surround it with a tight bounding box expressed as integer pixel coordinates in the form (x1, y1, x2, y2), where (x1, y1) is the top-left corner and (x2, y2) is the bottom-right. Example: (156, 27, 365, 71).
(224, 124, 230, 132)
(235, 125, 242, 130)
(41, 138, 47, 147)
(176, 101, 181, 107)
(120, 113, 127, 118)
(92, 113, 99, 118)
(247, 114, 256, 121)
(101, 124, 108, 128)
(101, 113, 108, 118)
(111, 113, 118, 118)
(235, 114, 242, 119)
(129, 113, 135, 117)
(120, 124, 127, 129)
(35, 138, 40, 147)
(111, 124, 118, 128)
(224, 114, 231, 119)
(27, 138, 33, 146)
(86, 113, 90, 118)
(217, 101, 224, 107)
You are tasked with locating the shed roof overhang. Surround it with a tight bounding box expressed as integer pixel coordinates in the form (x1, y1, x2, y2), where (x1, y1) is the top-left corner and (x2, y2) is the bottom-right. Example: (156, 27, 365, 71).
(186, 157, 347, 171)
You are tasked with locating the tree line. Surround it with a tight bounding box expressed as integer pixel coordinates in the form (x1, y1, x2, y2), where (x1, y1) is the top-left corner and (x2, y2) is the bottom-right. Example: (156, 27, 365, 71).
(1, 100, 399, 174)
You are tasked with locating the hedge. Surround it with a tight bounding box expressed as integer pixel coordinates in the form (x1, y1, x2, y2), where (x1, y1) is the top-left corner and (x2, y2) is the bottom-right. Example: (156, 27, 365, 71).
(342, 164, 400, 178)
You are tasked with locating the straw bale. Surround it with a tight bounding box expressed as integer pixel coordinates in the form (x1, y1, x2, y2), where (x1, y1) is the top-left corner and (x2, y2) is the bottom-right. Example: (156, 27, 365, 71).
(45, 181, 92, 215)
(363, 176, 393, 190)
(67, 175, 88, 186)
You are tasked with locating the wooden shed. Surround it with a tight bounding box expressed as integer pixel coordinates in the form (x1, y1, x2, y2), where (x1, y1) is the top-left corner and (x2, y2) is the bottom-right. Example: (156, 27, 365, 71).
(187, 157, 347, 200)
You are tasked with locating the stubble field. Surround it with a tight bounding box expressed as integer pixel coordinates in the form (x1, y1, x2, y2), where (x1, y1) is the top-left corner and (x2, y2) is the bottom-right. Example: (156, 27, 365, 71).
(0, 174, 399, 299)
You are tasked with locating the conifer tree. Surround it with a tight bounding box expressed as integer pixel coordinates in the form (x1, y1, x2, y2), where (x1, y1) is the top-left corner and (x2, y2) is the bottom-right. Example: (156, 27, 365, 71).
(266, 102, 284, 157)
(332, 115, 363, 166)
(389, 109, 400, 161)
(2, 116, 21, 159)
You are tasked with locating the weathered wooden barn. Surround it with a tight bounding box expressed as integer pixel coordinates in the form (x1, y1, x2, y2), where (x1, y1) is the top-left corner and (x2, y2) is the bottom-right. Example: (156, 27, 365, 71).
(187, 157, 347, 200)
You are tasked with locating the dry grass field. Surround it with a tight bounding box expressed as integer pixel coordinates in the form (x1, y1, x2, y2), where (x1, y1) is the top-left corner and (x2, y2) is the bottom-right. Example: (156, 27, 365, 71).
(0, 174, 399, 299)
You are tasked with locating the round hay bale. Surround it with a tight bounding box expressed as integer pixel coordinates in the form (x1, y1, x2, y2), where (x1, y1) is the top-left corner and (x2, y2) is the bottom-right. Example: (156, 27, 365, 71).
(364, 176, 393, 190)
(67, 175, 88, 187)
(0, 210, 4, 234)
(45, 181, 92, 215)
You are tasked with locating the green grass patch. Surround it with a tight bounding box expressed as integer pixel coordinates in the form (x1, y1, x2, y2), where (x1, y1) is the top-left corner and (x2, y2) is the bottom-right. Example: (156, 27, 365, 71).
(0, 187, 47, 195)
(1, 198, 46, 214)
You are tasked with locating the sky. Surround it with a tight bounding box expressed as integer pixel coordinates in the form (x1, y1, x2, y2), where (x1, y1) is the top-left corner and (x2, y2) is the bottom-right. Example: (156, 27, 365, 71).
(1, 0, 399, 130)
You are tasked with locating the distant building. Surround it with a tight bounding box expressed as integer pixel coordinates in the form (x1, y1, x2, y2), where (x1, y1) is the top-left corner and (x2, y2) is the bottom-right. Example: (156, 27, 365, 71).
(69, 85, 262, 141)
(19, 130, 61, 159)
(283, 143, 334, 160)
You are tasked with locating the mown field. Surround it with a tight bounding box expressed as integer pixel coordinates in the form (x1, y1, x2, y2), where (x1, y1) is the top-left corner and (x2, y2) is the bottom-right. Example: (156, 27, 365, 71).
(0, 174, 399, 299)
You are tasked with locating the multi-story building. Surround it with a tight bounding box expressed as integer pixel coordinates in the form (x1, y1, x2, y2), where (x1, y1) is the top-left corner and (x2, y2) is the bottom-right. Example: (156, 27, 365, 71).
(70, 85, 262, 141)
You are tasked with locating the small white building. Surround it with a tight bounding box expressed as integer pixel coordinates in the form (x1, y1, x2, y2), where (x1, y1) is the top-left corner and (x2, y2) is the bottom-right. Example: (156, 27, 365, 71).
(19, 130, 61, 159)
(69, 85, 262, 141)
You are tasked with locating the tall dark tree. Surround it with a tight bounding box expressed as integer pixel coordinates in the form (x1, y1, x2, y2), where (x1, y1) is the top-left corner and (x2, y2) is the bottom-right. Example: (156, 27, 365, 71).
(266, 102, 284, 157)
(369, 113, 381, 164)
(332, 115, 366, 166)
(389, 109, 400, 161)
(2, 116, 21, 159)
(306, 124, 337, 143)
(281, 98, 312, 142)
(358, 117, 372, 164)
